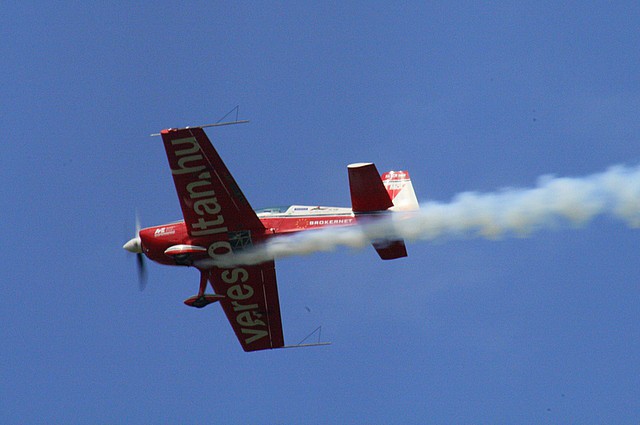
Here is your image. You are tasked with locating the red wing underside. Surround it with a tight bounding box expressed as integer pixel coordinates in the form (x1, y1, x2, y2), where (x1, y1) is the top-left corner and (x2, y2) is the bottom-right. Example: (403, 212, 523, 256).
(160, 127, 282, 351)
(160, 127, 264, 236)
(208, 262, 284, 352)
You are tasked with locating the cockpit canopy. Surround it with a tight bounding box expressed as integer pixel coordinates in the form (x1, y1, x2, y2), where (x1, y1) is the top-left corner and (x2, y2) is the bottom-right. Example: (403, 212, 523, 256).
(254, 206, 290, 215)
(254, 205, 353, 217)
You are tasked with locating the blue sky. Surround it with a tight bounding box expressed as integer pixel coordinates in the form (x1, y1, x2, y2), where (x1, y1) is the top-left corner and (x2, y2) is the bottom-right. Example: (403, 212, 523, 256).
(2, 2, 639, 423)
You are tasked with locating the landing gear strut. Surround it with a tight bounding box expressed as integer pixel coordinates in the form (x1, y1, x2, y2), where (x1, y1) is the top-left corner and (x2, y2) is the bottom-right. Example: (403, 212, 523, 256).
(183, 270, 224, 308)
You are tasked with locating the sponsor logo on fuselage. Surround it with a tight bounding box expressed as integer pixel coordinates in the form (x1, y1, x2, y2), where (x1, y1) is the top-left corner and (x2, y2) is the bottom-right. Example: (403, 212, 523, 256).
(308, 218, 354, 226)
(169, 135, 268, 346)
(154, 227, 176, 237)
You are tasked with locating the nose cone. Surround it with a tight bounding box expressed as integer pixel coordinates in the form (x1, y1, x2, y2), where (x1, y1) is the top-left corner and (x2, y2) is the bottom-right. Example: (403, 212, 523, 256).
(123, 237, 142, 253)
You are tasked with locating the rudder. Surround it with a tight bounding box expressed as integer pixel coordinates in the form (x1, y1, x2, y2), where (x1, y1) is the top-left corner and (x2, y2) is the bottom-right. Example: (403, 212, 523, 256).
(381, 170, 419, 212)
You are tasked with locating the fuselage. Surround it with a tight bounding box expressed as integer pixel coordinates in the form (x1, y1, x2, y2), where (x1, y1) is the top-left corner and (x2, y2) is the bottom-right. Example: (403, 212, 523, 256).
(139, 205, 357, 266)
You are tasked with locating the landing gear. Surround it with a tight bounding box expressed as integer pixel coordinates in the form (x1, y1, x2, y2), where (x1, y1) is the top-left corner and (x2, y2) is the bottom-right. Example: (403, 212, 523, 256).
(183, 270, 224, 308)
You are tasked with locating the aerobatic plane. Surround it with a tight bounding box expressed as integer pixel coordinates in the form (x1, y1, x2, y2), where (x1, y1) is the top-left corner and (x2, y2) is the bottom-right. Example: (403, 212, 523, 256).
(123, 122, 419, 351)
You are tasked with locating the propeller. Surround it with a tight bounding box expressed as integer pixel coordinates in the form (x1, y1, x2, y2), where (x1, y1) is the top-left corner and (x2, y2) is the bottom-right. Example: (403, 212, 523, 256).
(123, 213, 148, 290)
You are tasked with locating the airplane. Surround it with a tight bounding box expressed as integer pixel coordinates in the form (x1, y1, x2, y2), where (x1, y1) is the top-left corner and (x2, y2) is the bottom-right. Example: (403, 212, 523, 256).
(123, 121, 419, 352)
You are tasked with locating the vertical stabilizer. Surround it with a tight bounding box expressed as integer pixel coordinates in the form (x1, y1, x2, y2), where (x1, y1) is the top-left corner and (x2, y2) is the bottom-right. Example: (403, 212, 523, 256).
(381, 171, 419, 212)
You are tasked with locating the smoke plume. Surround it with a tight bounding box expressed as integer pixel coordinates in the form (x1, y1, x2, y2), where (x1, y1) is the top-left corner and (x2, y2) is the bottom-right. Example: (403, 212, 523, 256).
(206, 164, 640, 267)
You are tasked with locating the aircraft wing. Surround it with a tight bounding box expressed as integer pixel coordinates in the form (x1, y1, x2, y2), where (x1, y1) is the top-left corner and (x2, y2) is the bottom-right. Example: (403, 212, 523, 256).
(208, 261, 285, 351)
(161, 127, 283, 351)
(160, 127, 264, 236)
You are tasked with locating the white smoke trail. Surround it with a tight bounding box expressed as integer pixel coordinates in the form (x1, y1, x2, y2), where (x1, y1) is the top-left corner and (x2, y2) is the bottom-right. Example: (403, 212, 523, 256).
(207, 164, 640, 267)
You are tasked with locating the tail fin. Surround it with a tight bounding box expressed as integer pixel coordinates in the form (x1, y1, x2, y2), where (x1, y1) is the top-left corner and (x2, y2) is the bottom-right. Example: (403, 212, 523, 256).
(347, 164, 418, 261)
(381, 170, 419, 212)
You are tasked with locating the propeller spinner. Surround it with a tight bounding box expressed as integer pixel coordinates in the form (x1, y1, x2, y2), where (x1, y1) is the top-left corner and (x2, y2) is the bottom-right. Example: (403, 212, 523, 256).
(123, 215, 148, 290)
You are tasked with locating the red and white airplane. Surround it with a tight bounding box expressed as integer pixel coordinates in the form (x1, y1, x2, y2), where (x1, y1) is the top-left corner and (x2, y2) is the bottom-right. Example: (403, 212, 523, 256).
(123, 122, 419, 351)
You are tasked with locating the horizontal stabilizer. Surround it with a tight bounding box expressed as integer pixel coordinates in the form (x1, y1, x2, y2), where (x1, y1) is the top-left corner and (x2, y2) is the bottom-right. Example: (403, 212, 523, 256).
(372, 239, 408, 260)
(348, 163, 394, 213)
(348, 163, 414, 260)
